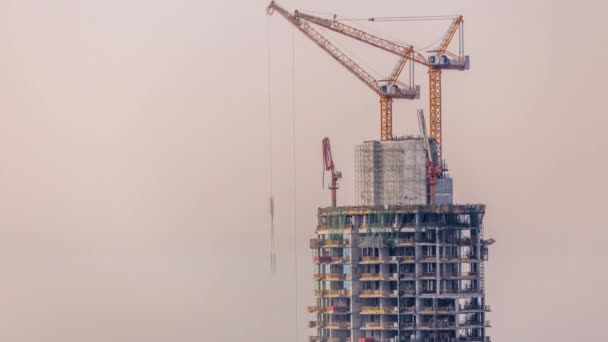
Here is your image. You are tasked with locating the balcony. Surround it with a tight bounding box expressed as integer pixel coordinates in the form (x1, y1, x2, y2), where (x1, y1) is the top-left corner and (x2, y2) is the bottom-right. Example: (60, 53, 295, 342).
(417, 320, 456, 329)
(359, 290, 398, 298)
(395, 238, 415, 246)
(308, 337, 349, 342)
(435, 237, 478, 246)
(314, 289, 351, 298)
(400, 306, 416, 313)
(400, 256, 416, 262)
(400, 272, 416, 279)
(460, 320, 490, 327)
(314, 273, 351, 281)
(419, 256, 438, 262)
(308, 338, 349, 342)
(440, 288, 482, 295)
(459, 338, 490, 342)
(400, 289, 416, 296)
(419, 289, 438, 295)
(310, 238, 350, 249)
(359, 273, 398, 281)
(400, 322, 417, 329)
(308, 321, 325, 328)
(419, 272, 437, 278)
(359, 256, 413, 264)
(459, 305, 491, 312)
(439, 256, 480, 263)
(317, 226, 356, 234)
(357, 237, 387, 248)
(441, 272, 478, 278)
(419, 306, 455, 314)
(307, 305, 349, 313)
(360, 322, 399, 330)
(314, 256, 351, 264)
(354, 339, 407, 342)
(360, 306, 398, 314)
(326, 322, 351, 330)
(308, 320, 352, 329)
(359, 256, 387, 264)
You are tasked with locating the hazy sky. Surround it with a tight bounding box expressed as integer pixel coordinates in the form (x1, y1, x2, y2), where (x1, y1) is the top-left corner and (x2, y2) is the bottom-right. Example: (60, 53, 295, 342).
(1, 0, 607, 341)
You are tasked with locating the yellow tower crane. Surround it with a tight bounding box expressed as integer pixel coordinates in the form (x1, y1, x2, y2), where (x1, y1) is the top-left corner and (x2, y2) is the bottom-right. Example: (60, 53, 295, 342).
(426, 15, 468, 158)
(293, 10, 469, 158)
(266, 1, 423, 141)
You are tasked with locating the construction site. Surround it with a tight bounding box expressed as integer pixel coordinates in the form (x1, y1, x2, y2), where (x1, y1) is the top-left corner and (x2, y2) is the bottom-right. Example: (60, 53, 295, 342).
(267, 2, 493, 342)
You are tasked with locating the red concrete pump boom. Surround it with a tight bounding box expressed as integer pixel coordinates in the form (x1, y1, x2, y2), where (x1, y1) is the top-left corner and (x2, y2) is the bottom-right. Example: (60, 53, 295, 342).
(322, 138, 341, 207)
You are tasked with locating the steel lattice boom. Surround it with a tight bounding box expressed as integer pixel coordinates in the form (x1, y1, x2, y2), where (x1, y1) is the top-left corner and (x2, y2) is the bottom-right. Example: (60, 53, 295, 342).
(267, 1, 421, 141)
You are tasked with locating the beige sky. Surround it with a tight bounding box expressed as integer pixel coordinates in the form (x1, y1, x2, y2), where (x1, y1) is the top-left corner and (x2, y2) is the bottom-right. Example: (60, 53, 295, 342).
(0, 0, 607, 341)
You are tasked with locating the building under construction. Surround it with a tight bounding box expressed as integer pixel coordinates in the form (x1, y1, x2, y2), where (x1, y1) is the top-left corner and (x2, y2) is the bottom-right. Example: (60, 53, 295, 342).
(308, 136, 491, 342)
(309, 202, 489, 342)
(266, 2, 492, 341)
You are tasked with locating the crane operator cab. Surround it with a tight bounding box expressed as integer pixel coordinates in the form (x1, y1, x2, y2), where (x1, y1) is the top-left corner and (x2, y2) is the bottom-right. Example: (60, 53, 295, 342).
(380, 84, 420, 99)
(428, 54, 470, 70)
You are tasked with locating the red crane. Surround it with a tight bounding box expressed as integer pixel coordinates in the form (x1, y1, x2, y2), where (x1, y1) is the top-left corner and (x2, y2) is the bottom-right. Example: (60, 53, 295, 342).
(322, 138, 341, 207)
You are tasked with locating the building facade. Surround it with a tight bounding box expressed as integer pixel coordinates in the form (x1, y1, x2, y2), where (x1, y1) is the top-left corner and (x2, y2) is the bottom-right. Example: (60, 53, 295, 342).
(309, 205, 490, 342)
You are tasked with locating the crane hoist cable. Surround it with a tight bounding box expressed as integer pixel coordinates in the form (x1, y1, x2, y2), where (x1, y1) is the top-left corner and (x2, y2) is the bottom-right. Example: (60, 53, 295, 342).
(266, 17, 276, 274)
(340, 15, 458, 22)
(291, 24, 300, 342)
(267, 19, 301, 341)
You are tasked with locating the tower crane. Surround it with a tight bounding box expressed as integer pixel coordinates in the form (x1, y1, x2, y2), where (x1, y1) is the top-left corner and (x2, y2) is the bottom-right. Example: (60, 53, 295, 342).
(266, 1, 421, 141)
(426, 16, 469, 158)
(289, 11, 469, 158)
(322, 138, 341, 207)
(267, 3, 469, 203)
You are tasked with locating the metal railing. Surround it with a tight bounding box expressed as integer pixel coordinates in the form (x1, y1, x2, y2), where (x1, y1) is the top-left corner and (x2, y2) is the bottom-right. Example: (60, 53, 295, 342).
(314, 273, 351, 281)
(360, 290, 398, 297)
(313, 256, 351, 264)
(361, 322, 399, 329)
(325, 322, 351, 329)
(459, 304, 491, 311)
(417, 321, 455, 329)
(419, 306, 455, 313)
(314, 289, 351, 297)
(310, 238, 351, 248)
(360, 273, 398, 281)
(360, 306, 398, 314)
(307, 305, 349, 313)
(308, 337, 348, 342)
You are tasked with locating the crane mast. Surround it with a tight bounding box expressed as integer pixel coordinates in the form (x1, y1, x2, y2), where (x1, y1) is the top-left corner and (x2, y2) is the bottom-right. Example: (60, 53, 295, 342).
(427, 16, 468, 159)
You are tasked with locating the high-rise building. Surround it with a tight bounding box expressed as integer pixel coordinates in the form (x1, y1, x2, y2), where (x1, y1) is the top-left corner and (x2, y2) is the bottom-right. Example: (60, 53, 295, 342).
(309, 140, 491, 342)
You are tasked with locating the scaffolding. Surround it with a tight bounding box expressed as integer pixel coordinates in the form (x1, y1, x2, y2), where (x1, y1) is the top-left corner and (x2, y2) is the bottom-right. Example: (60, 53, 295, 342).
(355, 138, 431, 207)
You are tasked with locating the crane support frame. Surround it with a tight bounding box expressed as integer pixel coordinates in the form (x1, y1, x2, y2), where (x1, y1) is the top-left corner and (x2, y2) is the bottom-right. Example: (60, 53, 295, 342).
(380, 96, 393, 141)
(298, 11, 429, 67)
(434, 16, 464, 60)
(429, 68, 442, 157)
